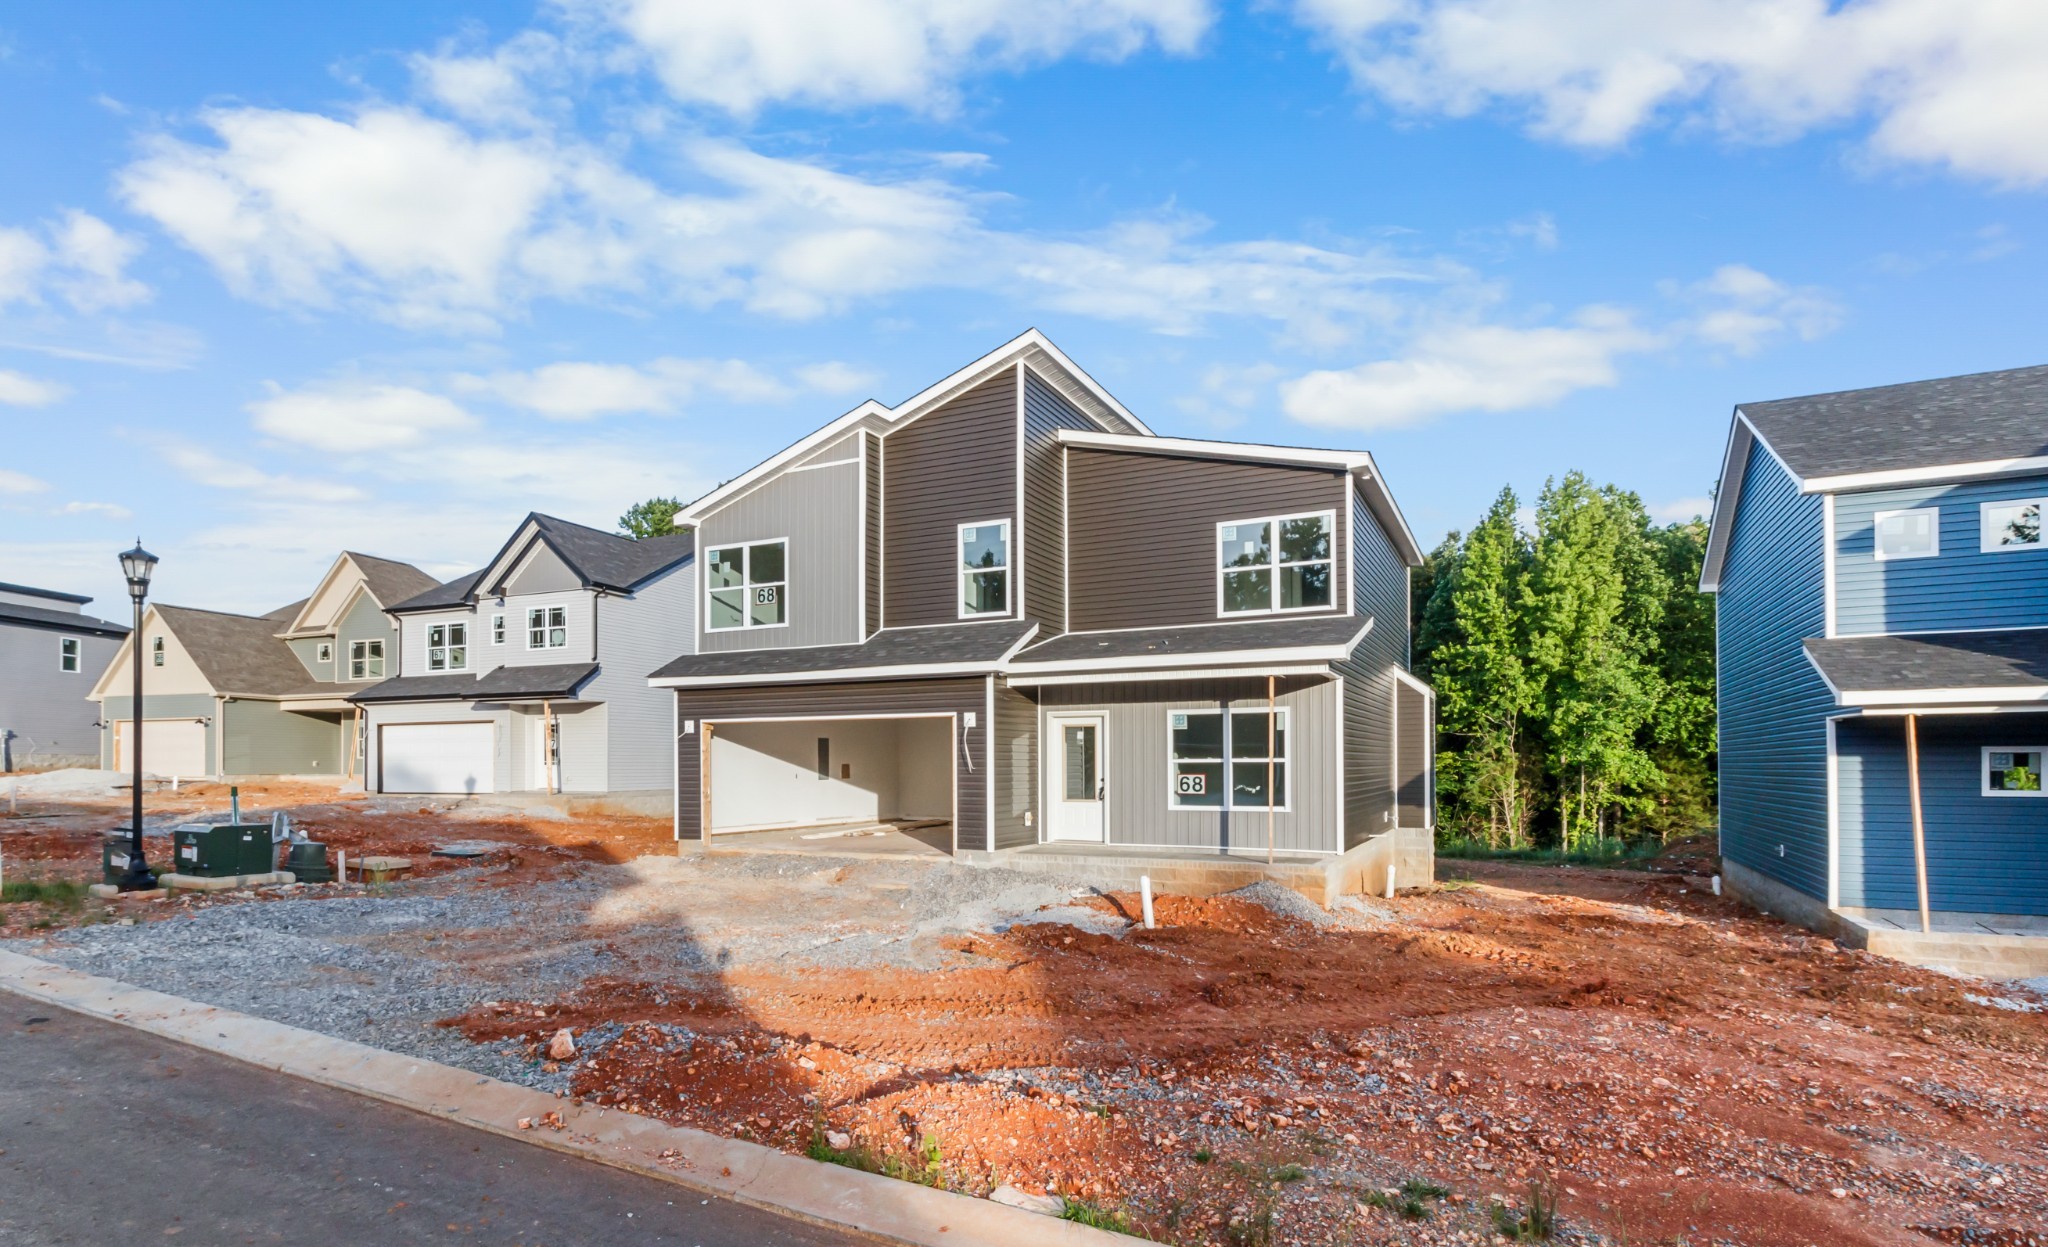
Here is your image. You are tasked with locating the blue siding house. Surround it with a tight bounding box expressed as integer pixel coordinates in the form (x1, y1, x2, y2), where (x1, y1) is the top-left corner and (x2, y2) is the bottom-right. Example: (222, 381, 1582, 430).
(1703, 364, 2048, 970)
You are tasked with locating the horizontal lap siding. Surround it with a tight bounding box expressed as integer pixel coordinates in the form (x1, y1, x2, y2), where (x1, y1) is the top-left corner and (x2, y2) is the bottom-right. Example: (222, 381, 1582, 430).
(223, 700, 342, 776)
(1040, 677, 1339, 853)
(1834, 474, 2048, 635)
(1342, 492, 1412, 848)
(698, 431, 864, 652)
(1397, 682, 1431, 828)
(865, 434, 882, 638)
(1717, 442, 1833, 902)
(0, 623, 120, 766)
(1837, 713, 2048, 914)
(585, 562, 694, 792)
(884, 373, 1018, 628)
(674, 678, 986, 850)
(1022, 369, 1096, 634)
(1065, 450, 1349, 632)
(994, 680, 1038, 850)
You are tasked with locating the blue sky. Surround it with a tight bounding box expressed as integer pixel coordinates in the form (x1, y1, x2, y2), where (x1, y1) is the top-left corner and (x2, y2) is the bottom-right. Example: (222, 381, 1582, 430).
(3, 1, 2044, 615)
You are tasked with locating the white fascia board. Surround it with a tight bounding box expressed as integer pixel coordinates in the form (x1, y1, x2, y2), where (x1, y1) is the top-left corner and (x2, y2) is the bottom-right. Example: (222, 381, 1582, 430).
(1005, 663, 1329, 688)
(1391, 667, 1434, 695)
(1840, 686, 2048, 707)
(1802, 454, 2048, 494)
(1056, 428, 1372, 473)
(1005, 643, 1359, 675)
(1800, 644, 1845, 700)
(1701, 413, 1768, 593)
(1014, 332, 1152, 435)
(279, 552, 360, 637)
(650, 661, 1006, 689)
(1856, 704, 2048, 717)
(677, 401, 889, 526)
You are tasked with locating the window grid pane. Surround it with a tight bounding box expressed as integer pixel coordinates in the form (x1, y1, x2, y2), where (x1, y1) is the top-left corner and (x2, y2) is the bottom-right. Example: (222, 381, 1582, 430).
(708, 541, 788, 629)
(1170, 708, 1286, 809)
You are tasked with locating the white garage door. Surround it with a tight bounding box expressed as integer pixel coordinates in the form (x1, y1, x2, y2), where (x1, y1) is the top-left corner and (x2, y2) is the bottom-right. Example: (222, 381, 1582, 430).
(113, 719, 208, 778)
(379, 723, 495, 795)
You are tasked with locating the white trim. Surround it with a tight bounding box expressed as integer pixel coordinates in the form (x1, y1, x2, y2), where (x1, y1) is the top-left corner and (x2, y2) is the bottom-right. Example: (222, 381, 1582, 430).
(784, 455, 861, 474)
(490, 614, 505, 646)
(1014, 362, 1027, 622)
(347, 637, 386, 681)
(654, 662, 1007, 689)
(1805, 453, 2048, 494)
(424, 619, 471, 673)
(876, 435, 887, 630)
(1872, 507, 1940, 561)
(1044, 710, 1109, 843)
(524, 602, 571, 651)
(1060, 442, 1071, 631)
(1217, 510, 1340, 618)
(1979, 497, 2047, 554)
(1839, 622, 2048, 639)
(1023, 614, 1369, 640)
(1983, 745, 2048, 796)
(671, 693, 681, 842)
(1340, 492, 1354, 618)
(1058, 428, 1370, 474)
(857, 435, 868, 639)
(1858, 704, 2048, 716)
(1822, 493, 1837, 638)
(1841, 686, 2048, 707)
(699, 710, 958, 725)
(1702, 412, 1806, 593)
(1331, 672, 1346, 852)
(957, 519, 1013, 620)
(985, 675, 997, 852)
(1825, 717, 1840, 909)
(1166, 705, 1292, 813)
(315, 640, 334, 665)
(58, 635, 80, 672)
(1005, 663, 1330, 688)
(1390, 666, 1433, 696)
(702, 537, 790, 634)
(1008, 622, 1370, 675)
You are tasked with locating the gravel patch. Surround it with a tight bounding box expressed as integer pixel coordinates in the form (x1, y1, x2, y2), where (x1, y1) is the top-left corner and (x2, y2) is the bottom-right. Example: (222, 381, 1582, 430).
(1225, 879, 1337, 926)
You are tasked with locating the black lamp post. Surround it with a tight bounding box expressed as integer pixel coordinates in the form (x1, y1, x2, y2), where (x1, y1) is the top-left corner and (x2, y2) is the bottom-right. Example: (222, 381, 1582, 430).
(116, 540, 158, 891)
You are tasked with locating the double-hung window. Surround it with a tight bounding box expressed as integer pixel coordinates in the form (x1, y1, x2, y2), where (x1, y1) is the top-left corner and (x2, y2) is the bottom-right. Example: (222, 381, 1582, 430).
(59, 637, 80, 672)
(528, 606, 567, 649)
(1873, 507, 1939, 560)
(152, 636, 164, 667)
(1982, 498, 2045, 553)
(1169, 707, 1289, 810)
(315, 641, 333, 665)
(1985, 747, 2046, 796)
(706, 540, 787, 630)
(1219, 511, 1335, 615)
(959, 520, 1010, 617)
(349, 639, 384, 680)
(427, 622, 468, 671)
(491, 613, 506, 645)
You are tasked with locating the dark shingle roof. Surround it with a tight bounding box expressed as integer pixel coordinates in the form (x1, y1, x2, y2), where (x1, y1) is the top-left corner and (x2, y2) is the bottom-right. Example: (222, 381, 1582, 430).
(650, 620, 1037, 684)
(0, 600, 129, 638)
(1805, 631, 2048, 697)
(523, 514, 694, 592)
(1012, 615, 1372, 666)
(0, 581, 91, 605)
(347, 553, 440, 608)
(346, 661, 600, 704)
(388, 569, 485, 614)
(1741, 364, 2048, 481)
(154, 605, 324, 697)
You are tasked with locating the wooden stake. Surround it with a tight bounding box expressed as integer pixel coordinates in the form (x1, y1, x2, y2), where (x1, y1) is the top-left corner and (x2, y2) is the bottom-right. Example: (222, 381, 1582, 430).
(1266, 675, 1277, 866)
(1906, 713, 1931, 934)
(542, 700, 557, 795)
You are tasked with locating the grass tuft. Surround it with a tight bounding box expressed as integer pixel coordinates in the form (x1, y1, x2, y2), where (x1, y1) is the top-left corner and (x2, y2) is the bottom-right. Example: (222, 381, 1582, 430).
(0, 879, 89, 907)
(1436, 836, 1665, 868)
(1491, 1178, 1560, 1241)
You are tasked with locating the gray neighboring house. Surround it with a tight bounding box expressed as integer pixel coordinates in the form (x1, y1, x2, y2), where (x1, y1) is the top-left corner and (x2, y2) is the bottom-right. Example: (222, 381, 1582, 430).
(0, 582, 128, 770)
(349, 513, 694, 806)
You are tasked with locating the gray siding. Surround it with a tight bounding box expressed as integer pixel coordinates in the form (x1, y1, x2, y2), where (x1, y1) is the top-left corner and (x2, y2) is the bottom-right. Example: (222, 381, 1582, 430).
(864, 432, 882, 638)
(504, 543, 583, 597)
(673, 678, 986, 849)
(287, 634, 335, 680)
(1021, 368, 1096, 634)
(993, 679, 1038, 850)
(1065, 449, 1350, 632)
(883, 371, 1019, 628)
(1338, 490, 1413, 848)
(1717, 440, 1834, 902)
(1834, 473, 2048, 635)
(1837, 713, 2048, 914)
(1396, 681, 1431, 829)
(698, 431, 864, 652)
(1040, 677, 1341, 853)
(0, 621, 122, 768)
(223, 700, 343, 776)
(335, 591, 402, 687)
(99, 694, 218, 775)
(585, 559, 695, 792)
(499, 589, 596, 667)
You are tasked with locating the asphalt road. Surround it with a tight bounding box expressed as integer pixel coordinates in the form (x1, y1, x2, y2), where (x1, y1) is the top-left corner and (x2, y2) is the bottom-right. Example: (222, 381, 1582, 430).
(0, 1003, 863, 1246)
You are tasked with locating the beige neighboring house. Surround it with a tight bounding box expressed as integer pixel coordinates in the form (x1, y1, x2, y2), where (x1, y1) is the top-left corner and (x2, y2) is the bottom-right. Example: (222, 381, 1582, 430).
(89, 552, 438, 780)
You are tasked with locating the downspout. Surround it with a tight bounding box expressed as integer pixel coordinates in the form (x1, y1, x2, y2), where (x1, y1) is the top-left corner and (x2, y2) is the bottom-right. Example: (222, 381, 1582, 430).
(216, 694, 227, 779)
(1907, 714, 1931, 934)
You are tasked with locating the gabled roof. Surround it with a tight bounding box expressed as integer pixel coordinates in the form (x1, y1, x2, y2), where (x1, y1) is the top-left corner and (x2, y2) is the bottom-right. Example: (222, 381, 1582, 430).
(0, 599, 129, 638)
(280, 552, 439, 637)
(1010, 615, 1374, 672)
(678, 329, 1151, 526)
(350, 553, 441, 610)
(346, 661, 600, 705)
(1804, 630, 2048, 706)
(0, 581, 91, 605)
(151, 605, 330, 698)
(649, 620, 1039, 688)
(473, 514, 695, 599)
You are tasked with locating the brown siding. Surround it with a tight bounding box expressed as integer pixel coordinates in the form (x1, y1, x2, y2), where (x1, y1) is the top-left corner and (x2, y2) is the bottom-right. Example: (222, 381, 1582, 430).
(1021, 367, 1097, 635)
(882, 370, 1019, 627)
(1396, 680, 1431, 828)
(993, 678, 1039, 850)
(864, 432, 882, 638)
(674, 678, 985, 850)
(1065, 449, 1350, 632)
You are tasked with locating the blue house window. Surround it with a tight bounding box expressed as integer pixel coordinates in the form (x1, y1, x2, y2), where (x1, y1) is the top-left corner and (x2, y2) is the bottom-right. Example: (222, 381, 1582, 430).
(1873, 508, 1939, 560)
(1981, 498, 2044, 553)
(1984, 748, 2047, 797)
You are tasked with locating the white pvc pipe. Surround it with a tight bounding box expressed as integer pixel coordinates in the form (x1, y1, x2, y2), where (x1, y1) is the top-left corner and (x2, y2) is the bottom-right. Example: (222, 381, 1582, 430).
(1385, 863, 1397, 900)
(1711, 874, 1722, 897)
(1140, 875, 1156, 930)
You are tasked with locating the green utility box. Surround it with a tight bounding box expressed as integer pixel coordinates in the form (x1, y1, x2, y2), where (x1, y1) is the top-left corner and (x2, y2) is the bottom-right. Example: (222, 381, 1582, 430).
(170, 823, 276, 878)
(284, 840, 334, 884)
(102, 832, 147, 885)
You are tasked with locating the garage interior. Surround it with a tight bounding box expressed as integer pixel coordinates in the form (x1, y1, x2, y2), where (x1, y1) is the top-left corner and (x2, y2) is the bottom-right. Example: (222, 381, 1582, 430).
(705, 716, 954, 852)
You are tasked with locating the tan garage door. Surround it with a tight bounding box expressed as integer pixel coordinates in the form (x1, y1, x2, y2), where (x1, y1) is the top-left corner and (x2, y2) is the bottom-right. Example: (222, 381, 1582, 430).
(112, 718, 209, 778)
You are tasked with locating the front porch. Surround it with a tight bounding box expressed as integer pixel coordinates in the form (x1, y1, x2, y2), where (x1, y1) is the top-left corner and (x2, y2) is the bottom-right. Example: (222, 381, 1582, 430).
(958, 826, 1434, 907)
(1833, 907, 2048, 979)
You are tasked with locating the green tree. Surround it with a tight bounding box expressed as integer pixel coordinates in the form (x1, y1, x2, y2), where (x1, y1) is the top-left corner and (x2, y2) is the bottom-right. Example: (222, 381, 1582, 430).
(1428, 490, 1535, 847)
(618, 496, 685, 540)
(1410, 530, 1463, 686)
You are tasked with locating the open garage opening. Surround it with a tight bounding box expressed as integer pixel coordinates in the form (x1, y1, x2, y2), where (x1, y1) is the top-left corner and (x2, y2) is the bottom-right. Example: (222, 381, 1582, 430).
(705, 715, 955, 854)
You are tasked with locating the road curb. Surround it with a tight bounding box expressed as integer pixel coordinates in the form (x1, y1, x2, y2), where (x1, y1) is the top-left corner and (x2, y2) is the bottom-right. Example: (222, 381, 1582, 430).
(0, 950, 1143, 1247)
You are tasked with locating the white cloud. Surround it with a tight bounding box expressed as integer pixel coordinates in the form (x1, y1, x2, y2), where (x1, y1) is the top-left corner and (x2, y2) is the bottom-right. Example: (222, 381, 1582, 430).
(1174, 361, 1284, 427)
(585, 0, 1212, 115)
(1281, 306, 1661, 430)
(155, 440, 367, 503)
(0, 211, 150, 313)
(455, 357, 789, 419)
(248, 381, 477, 452)
(1292, 0, 2048, 186)
(1652, 495, 1715, 523)
(0, 369, 69, 407)
(0, 468, 49, 494)
(57, 500, 135, 521)
(1679, 263, 1842, 355)
(794, 361, 880, 395)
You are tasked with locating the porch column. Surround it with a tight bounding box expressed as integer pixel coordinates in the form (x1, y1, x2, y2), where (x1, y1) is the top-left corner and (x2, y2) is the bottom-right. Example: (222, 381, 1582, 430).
(1906, 713, 1931, 934)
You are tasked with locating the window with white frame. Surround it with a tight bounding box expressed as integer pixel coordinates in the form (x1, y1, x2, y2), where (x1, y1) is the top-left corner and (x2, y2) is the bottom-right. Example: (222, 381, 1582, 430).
(1981, 498, 2045, 553)
(349, 639, 384, 680)
(315, 641, 333, 665)
(527, 605, 568, 649)
(1985, 747, 2046, 796)
(152, 636, 164, 667)
(1169, 707, 1289, 810)
(1873, 507, 1940, 560)
(59, 636, 80, 672)
(491, 613, 505, 645)
(959, 520, 1010, 617)
(427, 621, 469, 671)
(1218, 511, 1335, 615)
(705, 540, 787, 630)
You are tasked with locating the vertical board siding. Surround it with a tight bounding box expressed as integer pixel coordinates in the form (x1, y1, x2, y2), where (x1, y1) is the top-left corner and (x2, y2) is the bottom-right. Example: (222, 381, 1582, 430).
(1040, 677, 1340, 852)
(1837, 713, 2048, 914)
(223, 700, 343, 775)
(585, 560, 696, 792)
(883, 372, 1020, 627)
(1021, 369, 1096, 635)
(1339, 491, 1413, 848)
(1717, 441, 1834, 901)
(1065, 450, 1350, 632)
(0, 624, 122, 766)
(673, 678, 986, 849)
(699, 431, 865, 651)
(1397, 682, 1431, 827)
(1833, 473, 2048, 635)
(865, 433, 882, 638)
(993, 680, 1039, 849)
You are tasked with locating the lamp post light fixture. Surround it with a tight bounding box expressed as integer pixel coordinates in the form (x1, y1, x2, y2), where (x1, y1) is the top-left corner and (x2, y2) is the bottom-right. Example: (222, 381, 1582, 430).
(116, 540, 158, 892)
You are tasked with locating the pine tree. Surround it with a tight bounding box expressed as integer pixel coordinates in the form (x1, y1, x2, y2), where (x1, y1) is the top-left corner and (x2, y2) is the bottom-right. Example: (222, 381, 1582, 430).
(1428, 489, 1533, 847)
(618, 497, 685, 540)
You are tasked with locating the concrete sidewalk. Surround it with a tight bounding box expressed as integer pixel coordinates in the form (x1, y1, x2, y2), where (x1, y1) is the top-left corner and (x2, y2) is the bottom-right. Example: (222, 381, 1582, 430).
(0, 949, 1139, 1247)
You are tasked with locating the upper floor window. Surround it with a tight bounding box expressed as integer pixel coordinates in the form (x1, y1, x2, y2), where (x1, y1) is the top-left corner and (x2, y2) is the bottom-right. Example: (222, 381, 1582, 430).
(492, 613, 506, 644)
(315, 641, 333, 664)
(1169, 707, 1289, 811)
(1218, 511, 1334, 615)
(1873, 507, 1939, 560)
(152, 636, 164, 667)
(427, 622, 469, 671)
(349, 639, 384, 680)
(959, 521, 1010, 617)
(1982, 498, 2045, 553)
(1985, 747, 2046, 796)
(706, 540, 786, 631)
(59, 637, 80, 672)
(528, 605, 567, 649)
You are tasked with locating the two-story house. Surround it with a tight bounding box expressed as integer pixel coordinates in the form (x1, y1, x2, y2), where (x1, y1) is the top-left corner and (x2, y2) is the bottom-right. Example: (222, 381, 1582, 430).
(0, 581, 128, 770)
(348, 513, 693, 807)
(648, 330, 1435, 893)
(1704, 364, 2048, 972)
(88, 551, 435, 780)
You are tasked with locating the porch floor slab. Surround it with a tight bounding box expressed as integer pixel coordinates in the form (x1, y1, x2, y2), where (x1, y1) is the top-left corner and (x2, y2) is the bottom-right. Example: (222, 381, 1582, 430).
(960, 837, 1415, 908)
(1834, 906, 2048, 979)
(703, 820, 952, 858)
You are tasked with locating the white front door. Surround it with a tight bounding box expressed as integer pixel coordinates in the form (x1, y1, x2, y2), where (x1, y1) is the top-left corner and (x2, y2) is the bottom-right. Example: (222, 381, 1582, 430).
(528, 714, 556, 791)
(1048, 713, 1106, 842)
